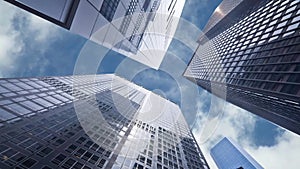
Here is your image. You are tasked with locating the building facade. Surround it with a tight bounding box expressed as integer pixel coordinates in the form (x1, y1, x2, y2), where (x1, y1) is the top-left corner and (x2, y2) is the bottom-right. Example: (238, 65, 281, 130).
(184, 0, 300, 134)
(0, 74, 209, 169)
(4, 0, 185, 69)
(210, 137, 263, 169)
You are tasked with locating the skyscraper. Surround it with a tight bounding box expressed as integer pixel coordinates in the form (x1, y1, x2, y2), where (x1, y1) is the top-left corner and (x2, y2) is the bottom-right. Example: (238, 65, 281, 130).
(210, 137, 263, 169)
(184, 0, 300, 134)
(4, 0, 185, 69)
(0, 74, 209, 169)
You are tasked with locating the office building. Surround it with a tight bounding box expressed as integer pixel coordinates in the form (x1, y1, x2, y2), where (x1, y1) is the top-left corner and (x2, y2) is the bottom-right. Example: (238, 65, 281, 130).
(184, 0, 300, 134)
(0, 74, 209, 169)
(211, 137, 263, 169)
(4, 0, 185, 69)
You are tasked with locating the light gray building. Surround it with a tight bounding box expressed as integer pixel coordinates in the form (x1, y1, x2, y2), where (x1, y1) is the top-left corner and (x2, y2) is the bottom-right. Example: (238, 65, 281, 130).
(0, 74, 209, 169)
(4, 0, 185, 69)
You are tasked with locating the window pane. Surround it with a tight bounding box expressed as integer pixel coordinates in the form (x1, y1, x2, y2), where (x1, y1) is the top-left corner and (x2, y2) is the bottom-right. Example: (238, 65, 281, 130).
(20, 101, 43, 111)
(1, 83, 22, 92)
(53, 94, 69, 102)
(4, 104, 31, 115)
(33, 98, 54, 108)
(44, 96, 62, 104)
(0, 86, 9, 93)
(0, 108, 17, 121)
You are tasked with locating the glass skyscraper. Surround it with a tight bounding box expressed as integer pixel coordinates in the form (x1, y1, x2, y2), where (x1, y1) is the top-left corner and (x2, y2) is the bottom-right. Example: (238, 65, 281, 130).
(0, 74, 209, 169)
(4, 0, 185, 69)
(210, 137, 263, 169)
(184, 0, 300, 135)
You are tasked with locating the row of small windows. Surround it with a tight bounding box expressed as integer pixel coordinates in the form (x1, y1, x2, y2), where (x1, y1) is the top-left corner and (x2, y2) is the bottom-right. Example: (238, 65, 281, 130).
(189, 0, 299, 76)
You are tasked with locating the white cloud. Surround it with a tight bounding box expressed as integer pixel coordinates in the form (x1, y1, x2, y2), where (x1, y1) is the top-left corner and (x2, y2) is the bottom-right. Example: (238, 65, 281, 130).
(0, 3, 23, 74)
(193, 101, 300, 169)
(247, 130, 300, 169)
(27, 13, 59, 43)
(0, 1, 60, 77)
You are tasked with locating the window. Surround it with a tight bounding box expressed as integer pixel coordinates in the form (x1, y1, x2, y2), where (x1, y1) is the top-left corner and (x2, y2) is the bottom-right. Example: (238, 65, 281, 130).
(11, 153, 26, 163)
(1, 83, 22, 91)
(287, 23, 299, 31)
(0, 86, 9, 93)
(73, 162, 84, 169)
(66, 144, 77, 153)
(52, 154, 67, 165)
(100, 0, 121, 22)
(62, 158, 76, 168)
(82, 151, 92, 161)
(5, 103, 31, 115)
(53, 138, 65, 146)
(89, 155, 99, 164)
(0, 108, 17, 121)
(74, 148, 85, 157)
(20, 101, 43, 111)
(43, 96, 61, 105)
(21, 158, 37, 168)
(33, 98, 53, 107)
(38, 147, 53, 157)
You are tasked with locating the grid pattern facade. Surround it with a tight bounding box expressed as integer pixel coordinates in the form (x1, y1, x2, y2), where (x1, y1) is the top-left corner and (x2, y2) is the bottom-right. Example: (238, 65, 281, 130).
(184, 0, 300, 134)
(210, 137, 263, 169)
(100, 0, 121, 22)
(202, 0, 244, 33)
(0, 74, 209, 169)
(4, 0, 185, 69)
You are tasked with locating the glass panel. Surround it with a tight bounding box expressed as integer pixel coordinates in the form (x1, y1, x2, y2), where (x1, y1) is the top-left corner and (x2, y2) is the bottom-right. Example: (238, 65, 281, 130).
(0, 86, 9, 93)
(13, 97, 26, 102)
(61, 93, 74, 100)
(0, 108, 17, 121)
(53, 94, 69, 102)
(36, 81, 51, 87)
(15, 82, 34, 90)
(16, 0, 73, 22)
(0, 100, 12, 106)
(286, 23, 299, 31)
(1, 83, 22, 92)
(33, 98, 54, 108)
(26, 81, 43, 88)
(20, 101, 43, 111)
(44, 96, 62, 104)
(5, 104, 31, 115)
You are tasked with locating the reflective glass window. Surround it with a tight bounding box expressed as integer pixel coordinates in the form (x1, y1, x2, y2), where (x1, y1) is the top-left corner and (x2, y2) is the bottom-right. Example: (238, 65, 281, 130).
(0, 100, 12, 106)
(0, 108, 17, 121)
(287, 23, 299, 31)
(44, 96, 62, 104)
(26, 81, 42, 88)
(15, 82, 34, 90)
(0, 86, 9, 93)
(33, 98, 54, 107)
(292, 15, 300, 23)
(20, 101, 43, 111)
(5, 104, 31, 115)
(53, 94, 69, 102)
(1, 83, 22, 92)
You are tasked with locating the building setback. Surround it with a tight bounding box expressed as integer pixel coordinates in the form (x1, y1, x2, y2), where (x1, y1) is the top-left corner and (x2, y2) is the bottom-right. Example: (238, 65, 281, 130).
(211, 137, 263, 169)
(184, 0, 300, 134)
(4, 0, 185, 69)
(0, 74, 209, 169)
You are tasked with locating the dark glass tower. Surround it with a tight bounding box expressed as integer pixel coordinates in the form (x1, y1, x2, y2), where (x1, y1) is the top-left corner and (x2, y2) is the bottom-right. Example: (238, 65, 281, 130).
(184, 0, 300, 135)
(210, 137, 263, 169)
(0, 74, 209, 169)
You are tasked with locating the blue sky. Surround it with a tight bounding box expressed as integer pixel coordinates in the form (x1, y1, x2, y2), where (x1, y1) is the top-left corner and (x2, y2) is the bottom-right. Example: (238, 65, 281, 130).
(0, 0, 299, 168)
